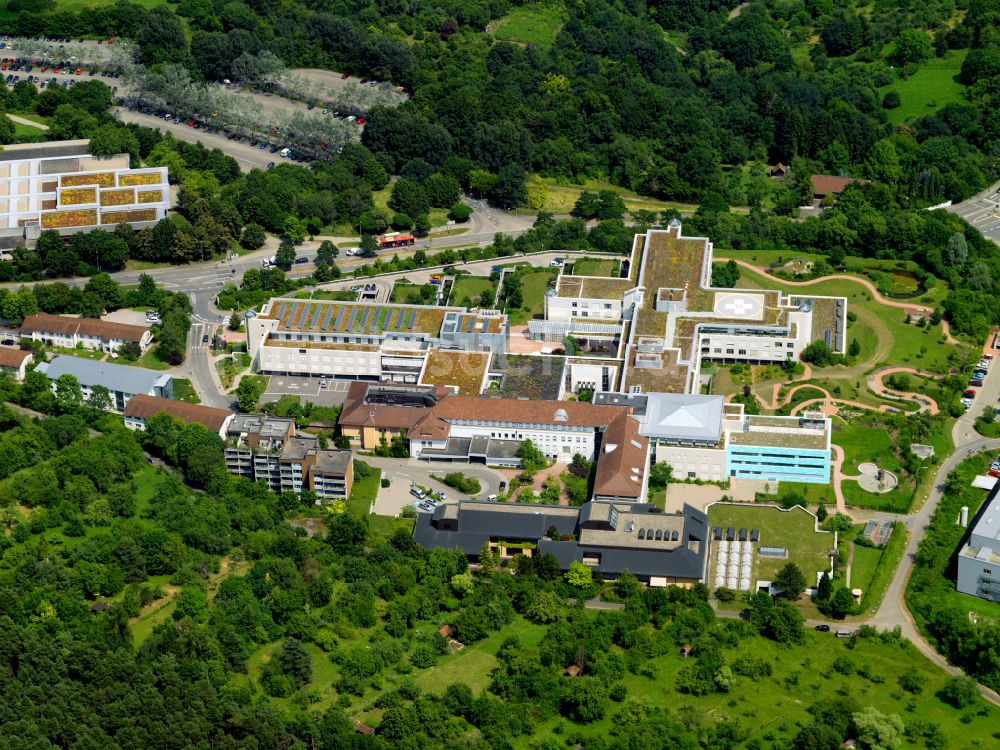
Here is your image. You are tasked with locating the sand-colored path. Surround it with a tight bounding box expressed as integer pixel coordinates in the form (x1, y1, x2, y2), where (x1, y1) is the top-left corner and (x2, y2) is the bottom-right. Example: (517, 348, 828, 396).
(866, 366, 941, 415)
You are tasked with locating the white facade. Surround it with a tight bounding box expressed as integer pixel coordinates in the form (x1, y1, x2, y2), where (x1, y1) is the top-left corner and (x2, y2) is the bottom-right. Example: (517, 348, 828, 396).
(655, 443, 727, 482)
(412, 421, 599, 464)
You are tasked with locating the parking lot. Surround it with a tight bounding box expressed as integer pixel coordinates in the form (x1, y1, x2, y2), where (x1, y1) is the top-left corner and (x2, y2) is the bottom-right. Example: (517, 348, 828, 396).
(947, 181, 1000, 243)
(364, 456, 505, 516)
(260, 375, 350, 406)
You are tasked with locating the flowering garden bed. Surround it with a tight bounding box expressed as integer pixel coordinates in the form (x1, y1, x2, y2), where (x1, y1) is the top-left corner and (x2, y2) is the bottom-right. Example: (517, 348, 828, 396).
(100, 208, 156, 224)
(41, 209, 98, 229)
(137, 190, 163, 204)
(119, 173, 161, 187)
(61, 172, 114, 188)
(100, 189, 135, 206)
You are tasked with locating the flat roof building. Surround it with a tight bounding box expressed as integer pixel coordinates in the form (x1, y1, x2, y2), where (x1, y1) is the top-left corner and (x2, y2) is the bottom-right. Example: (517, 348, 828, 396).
(36, 355, 173, 412)
(0, 139, 170, 247)
(957, 482, 1000, 602)
(246, 297, 508, 383)
(413, 500, 710, 587)
(528, 223, 847, 396)
(224, 414, 353, 502)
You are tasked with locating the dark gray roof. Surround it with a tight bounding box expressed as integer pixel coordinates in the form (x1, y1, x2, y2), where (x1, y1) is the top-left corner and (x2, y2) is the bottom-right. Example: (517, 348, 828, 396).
(413, 501, 709, 581)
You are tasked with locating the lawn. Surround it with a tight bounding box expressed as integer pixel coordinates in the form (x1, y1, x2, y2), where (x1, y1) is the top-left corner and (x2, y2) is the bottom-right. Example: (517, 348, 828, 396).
(847, 521, 907, 616)
(216, 352, 251, 389)
(733, 265, 963, 373)
(449, 276, 496, 307)
(880, 50, 969, 123)
(570, 257, 620, 277)
(292, 290, 357, 301)
(538, 176, 700, 215)
(833, 419, 900, 474)
(172, 378, 201, 404)
(506, 268, 558, 325)
(347, 465, 381, 515)
(10, 121, 45, 142)
(49, 346, 106, 361)
(707, 504, 834, 585)
(128, 345, 172, 371)
(390, 282, 436, 304)
(490, 3, 568, 48)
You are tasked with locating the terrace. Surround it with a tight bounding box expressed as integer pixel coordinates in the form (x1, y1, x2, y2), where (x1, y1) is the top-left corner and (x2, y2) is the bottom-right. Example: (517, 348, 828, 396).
(625, 348, 689, 394)
(569, 257, 621, 277)
(421, 350, 489, 395)
(491, 354, 566, 400)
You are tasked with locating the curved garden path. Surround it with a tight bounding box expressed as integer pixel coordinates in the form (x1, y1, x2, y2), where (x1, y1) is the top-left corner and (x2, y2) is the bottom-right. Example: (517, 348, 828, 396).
(718, 258, 934, 314)
(866, 366, 941, 415)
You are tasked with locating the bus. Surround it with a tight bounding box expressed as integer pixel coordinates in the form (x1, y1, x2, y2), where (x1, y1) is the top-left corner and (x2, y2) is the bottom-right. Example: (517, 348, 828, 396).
(378, 232, 415, 249)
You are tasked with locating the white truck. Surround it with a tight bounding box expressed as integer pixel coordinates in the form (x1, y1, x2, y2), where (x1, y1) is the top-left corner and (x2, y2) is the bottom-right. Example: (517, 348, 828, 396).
(261, 256, 276, 268)
(279, 148, 291, 158)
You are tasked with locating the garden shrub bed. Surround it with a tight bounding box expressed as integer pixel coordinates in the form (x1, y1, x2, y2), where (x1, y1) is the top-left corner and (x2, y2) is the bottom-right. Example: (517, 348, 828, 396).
(41, 209, 98, 229)
(60, 188, 96, 205)
(101, 208, 157, 224)
(61, 172, 114, 188)
(137, 189, 163, 204)
(100, 189, 135, 206)
(119, 173, 161, 186)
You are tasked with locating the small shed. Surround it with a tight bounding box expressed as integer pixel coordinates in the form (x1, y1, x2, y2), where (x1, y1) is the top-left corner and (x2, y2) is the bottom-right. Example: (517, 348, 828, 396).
(563, 665, 582, 677)
(438, 624, 454, 638)
(352, 719, 375, 735)
(769, 163, 789, 178)
(90, 601, 108, 614)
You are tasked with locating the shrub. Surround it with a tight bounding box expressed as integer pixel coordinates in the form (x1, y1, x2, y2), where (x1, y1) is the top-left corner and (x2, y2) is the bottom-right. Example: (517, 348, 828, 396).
(442, 472, 481, 494)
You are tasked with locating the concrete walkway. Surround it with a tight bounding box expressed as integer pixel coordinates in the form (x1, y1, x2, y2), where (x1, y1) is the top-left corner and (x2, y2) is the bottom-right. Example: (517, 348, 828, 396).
(6, 113, 48, 131)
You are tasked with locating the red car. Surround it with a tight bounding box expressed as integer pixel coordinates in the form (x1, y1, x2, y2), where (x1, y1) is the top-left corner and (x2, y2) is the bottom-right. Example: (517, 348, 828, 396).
(963, 389, 977, 399)
(356, 117, 365, 125)
(340, 72, 349, 79)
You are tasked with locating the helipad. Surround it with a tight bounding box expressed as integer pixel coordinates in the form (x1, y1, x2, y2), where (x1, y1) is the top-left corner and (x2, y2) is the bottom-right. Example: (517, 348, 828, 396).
(714, 292, 765, 320)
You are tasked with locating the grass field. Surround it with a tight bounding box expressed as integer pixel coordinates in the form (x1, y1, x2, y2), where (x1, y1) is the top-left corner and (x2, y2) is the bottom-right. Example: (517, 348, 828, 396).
(707, 504, 834, 584)
(347, 467, 380, 515)
(172, 378, 201, 404)
(570, 257, 620, 277)
(10, 121, 45, 142)
(450, 276, 495, 307)
(880, 49, 969, 123)
(490, 3, 568, 48)
(506, 268, 558, 325)
(538, 177, 698, 215)
(292, 290, 357, 301)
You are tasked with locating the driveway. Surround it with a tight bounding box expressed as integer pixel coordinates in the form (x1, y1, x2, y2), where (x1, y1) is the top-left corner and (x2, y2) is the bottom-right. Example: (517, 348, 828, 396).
(364, 456, 506, 516)
(946, 180, 1000, 244)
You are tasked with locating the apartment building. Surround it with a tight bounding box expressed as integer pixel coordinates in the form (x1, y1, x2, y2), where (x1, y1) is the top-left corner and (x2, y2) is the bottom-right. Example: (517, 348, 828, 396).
(36, 355, 173, 412)
(527, 222, 847, 396)
(409, 395, 649, 501)
(223, 414, 353, 501)
(123, 394, 233, 436)
(957, 482, 1000, 602)
(20, 313, 152, 353)
(595, 392, 832, 484)
(413, 500, 710, 587)
(246, 298, 508, 382)
(0, 140, 170, 246)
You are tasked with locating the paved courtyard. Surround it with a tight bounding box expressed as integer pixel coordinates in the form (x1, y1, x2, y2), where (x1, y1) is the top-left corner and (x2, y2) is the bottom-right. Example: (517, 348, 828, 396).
(260, 375, 350, 406)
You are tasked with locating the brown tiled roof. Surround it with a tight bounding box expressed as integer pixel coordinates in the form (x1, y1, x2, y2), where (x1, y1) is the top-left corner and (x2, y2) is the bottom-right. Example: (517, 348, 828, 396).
(408, 396, 630, 441)
(123, 394, 232, 433)
(0, 348, 31, 367)
(339, 381, 451, 432)
(592, 410, 648, 498)
(810, 174, 869, 196)
(20, 313, 150, 343)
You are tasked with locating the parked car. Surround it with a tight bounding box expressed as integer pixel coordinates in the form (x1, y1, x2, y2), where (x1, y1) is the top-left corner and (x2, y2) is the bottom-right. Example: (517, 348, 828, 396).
(549, 257, 564, 267)
(410, 486, 426, 500)
(341, 72, 349, 79)
(815, 624, 831, 632)
(964, 389, 977, 399)
(293, 256, 309, 265)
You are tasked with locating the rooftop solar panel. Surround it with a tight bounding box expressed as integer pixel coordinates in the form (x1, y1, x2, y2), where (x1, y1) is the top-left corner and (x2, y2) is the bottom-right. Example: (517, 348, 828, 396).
(333, 308, 345, 330)
(309, 306, 322, 329)
(276, 303, 288, 320)
(321, 306, 334, 330)
(347, 307, 359, 330)
(358, 309, 370, 329)
(465, 317, 475, 333)
(406, 310, 416, 329)
(393, 309, 405, 329)
(286, 304, 301, 328)
(369, 308, 382, 333)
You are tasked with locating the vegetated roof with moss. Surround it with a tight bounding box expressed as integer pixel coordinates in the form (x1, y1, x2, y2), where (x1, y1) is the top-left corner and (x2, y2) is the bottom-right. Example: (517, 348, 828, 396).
(624, 348, 689, 394)
(421, 350, 489, 395)
(728, 430, 828, 450)
(634, 309, 667, 337)
(799, 296, 845, 353)
(640, 231, 712, 311)
(556, 276, 635, 300)
(262, 299, 449, 336)
(494, 354, 566, 400)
